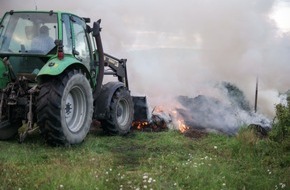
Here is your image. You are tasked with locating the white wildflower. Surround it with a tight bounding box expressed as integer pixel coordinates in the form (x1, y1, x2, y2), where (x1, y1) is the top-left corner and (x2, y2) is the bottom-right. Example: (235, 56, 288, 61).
(148, 178, 153, 183)
(214, 146, 218, 149)
(280, 183, 286, 188)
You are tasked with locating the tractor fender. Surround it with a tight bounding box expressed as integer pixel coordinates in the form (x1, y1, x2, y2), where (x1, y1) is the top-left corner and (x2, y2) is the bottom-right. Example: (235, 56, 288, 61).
(94, 81, 126, 120)
(37, 56, 84, 77)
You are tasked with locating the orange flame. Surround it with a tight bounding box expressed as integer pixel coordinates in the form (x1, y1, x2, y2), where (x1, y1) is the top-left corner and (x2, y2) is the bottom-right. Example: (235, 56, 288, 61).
(132, 106, 190, 133)
(178, 119, 189, 133)
(132, 121, 149, 130)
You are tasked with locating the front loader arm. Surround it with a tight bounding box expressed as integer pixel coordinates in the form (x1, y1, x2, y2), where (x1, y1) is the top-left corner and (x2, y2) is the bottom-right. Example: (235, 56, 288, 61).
(104, 53, 129, 90)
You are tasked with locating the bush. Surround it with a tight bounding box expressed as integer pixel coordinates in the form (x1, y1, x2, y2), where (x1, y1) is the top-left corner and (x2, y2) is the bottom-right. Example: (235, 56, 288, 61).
(269, 97, 290, 142)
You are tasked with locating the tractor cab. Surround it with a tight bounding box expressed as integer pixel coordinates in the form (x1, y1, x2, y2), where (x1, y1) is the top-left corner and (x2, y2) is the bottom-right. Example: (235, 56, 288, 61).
(0, 11, 58, 77)
(0, 11, 57, 55)
(0, 10, 93, 78)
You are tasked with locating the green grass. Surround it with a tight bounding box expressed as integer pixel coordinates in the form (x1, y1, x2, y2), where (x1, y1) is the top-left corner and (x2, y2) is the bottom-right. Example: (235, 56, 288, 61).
(0, 130, 289, 190)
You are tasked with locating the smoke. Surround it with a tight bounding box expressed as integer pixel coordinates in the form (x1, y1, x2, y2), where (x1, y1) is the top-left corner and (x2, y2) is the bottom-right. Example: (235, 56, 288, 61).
(1, 0, 289, 119)
(175, 82, 272, 135)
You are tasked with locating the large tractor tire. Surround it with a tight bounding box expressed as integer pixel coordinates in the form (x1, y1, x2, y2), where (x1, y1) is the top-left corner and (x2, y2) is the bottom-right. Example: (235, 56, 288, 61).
(101, 87, 134, 135)
(36, 70, 93, 146)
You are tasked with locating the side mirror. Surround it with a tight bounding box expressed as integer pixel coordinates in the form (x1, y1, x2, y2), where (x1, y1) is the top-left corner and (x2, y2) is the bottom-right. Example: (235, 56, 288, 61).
(92, 19, 101, 37)
(82, 17, 91, 23)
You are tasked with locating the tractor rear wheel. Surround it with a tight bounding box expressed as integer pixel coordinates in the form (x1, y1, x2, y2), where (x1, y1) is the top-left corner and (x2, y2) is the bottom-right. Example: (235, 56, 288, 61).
(36, 70, 93, 146)
(101, 87, 134, 135)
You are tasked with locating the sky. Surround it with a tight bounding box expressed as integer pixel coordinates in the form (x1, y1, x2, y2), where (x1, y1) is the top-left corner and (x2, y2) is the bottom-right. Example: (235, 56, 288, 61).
(1, 0, 290, 118)
(270, 0, 290, 32)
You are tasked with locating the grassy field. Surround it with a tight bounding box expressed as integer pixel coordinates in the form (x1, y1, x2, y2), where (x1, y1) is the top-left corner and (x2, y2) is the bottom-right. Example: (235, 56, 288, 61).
(0, 129, 289, 190)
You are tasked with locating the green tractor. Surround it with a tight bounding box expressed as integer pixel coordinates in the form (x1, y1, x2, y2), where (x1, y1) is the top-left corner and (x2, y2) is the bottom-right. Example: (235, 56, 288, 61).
(0, 10, 148, 146)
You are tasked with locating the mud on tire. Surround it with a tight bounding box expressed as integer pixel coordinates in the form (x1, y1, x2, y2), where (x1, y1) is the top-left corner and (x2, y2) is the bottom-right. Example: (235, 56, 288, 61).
(101, 87, 134, 135)
(36, 70, 93, 146)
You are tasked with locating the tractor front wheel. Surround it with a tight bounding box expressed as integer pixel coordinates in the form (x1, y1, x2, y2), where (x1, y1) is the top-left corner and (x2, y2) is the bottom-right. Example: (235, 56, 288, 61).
(101, 87, 134, 135)
(36, 70, 93, 146)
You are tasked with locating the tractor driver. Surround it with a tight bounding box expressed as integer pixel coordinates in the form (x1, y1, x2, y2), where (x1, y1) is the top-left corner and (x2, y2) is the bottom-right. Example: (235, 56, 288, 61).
(31, 25, 54, 53)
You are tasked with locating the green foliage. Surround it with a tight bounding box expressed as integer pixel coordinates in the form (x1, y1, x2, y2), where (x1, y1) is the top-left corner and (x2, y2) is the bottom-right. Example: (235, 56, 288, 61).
(270, 98, 290, 142)
(0, 130, 289, 190)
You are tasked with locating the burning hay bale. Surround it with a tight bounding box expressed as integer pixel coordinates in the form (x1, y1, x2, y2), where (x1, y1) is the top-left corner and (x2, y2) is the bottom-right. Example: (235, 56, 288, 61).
(175, 82, 271, 135)
(176, 95, 239, 135)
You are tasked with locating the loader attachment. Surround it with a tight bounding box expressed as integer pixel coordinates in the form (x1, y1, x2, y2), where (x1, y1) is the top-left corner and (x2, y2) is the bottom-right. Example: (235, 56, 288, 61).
(132, 96, 150, 122)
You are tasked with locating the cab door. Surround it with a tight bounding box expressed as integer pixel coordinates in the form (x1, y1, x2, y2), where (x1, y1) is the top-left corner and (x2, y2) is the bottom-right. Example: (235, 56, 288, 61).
(71, 16, 93, 70)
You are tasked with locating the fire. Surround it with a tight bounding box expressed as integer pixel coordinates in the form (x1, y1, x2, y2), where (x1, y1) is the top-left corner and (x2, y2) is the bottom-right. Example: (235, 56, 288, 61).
(169, 108, 189, 133)
(132, 105, 190, 133)
(177, 119, 189, 133)
(132, 121, 149, 130)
